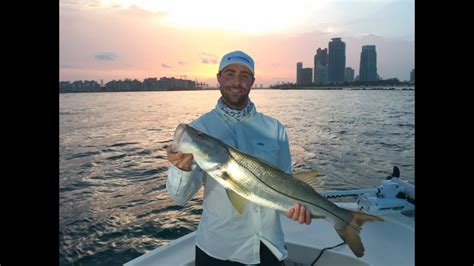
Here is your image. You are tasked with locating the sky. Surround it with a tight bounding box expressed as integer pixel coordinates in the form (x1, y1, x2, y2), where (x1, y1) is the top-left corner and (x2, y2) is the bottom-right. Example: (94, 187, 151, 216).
(60, 0, 414, 87)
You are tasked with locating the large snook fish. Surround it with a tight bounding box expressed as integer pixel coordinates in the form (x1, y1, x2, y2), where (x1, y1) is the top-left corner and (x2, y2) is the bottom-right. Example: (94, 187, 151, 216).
(171, 123, 383, 257)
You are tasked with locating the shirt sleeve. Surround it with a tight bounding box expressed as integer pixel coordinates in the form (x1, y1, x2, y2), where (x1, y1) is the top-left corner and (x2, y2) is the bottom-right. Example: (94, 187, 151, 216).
(166, 163, 204, 205)
(278, 123, 293, 175)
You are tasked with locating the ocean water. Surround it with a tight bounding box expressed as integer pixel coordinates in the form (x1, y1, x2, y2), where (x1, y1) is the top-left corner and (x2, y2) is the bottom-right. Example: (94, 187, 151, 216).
(59, 89, 414, 265)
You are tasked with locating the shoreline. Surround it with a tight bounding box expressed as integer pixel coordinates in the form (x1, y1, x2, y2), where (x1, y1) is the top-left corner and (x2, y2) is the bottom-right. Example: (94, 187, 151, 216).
(59, 86, 414, 93)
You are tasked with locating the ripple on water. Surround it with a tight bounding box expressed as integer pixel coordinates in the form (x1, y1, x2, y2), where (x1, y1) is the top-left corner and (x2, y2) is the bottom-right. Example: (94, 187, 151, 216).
(60, 90, 414, 265)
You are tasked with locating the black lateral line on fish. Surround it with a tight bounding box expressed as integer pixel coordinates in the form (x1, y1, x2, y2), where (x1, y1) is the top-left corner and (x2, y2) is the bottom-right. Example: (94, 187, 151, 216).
(228, 149, 354, 228)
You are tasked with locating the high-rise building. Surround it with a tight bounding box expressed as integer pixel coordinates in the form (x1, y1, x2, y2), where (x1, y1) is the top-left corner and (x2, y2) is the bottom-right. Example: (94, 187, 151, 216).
(300, 68, 313, 86)
(314, 48, 328, 85)
(345, 67, 354, 82)
(410, 69, 415, 83)
(328, 38, 346, 83)
(296, 62, 303, 85)
(359, 45, 378, 82)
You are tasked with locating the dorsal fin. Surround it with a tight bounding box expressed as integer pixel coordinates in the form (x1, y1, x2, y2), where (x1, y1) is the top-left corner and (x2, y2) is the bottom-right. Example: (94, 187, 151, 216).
(292, 171, 321, 190)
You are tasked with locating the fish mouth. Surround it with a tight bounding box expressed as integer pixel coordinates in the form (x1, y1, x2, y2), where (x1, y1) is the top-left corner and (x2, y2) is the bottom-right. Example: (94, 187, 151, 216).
(171, 123, 187, 153)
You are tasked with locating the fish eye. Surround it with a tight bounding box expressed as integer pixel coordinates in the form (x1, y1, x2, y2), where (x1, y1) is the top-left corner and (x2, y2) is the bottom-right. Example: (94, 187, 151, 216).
(196, 132, 203, 139)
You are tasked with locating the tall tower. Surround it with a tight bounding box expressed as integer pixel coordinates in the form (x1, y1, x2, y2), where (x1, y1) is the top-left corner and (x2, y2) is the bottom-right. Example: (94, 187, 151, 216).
(300, 68, 313, 86)
(296, 62, 303, 85)
(345, 67, 354, 82)
(328, 38, 346, 83)
(314, 48, 328, 85)
(359, 45, 377, 82)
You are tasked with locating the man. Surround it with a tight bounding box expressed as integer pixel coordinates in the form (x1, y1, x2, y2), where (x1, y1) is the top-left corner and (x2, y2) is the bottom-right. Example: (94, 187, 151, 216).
(166, 50, 312, 265)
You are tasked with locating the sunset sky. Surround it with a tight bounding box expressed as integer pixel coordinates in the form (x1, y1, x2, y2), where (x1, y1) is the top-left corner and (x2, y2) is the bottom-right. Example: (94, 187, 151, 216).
(60, 0, 414, 87)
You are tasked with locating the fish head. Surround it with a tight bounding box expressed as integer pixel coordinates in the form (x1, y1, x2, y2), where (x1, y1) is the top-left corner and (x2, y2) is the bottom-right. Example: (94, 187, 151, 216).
(172, 123, 229, 168)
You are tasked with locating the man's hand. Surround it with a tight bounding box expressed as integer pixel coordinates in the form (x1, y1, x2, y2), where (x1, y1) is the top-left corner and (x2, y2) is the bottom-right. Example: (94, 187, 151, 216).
(167, 144, 193, 171)
(285, 203, 312, 225)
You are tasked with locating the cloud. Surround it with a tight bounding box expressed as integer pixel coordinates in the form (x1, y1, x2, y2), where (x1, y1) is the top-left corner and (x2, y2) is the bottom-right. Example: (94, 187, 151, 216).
(178, 61, 186, 65)
(95, 52, 118, 61)
(61, 64, 75, 69)
(87, 0, 100, 8)
(201, 52, 217, 57)
(359, 33, 385, 43)
(330, 1, 414, 40)
(60, 0, 100, 9)
(201, 52, 218, 65)
(120, 4, 168, 18)
(161, 64, 171, 68)
(60, 0, 80, 6)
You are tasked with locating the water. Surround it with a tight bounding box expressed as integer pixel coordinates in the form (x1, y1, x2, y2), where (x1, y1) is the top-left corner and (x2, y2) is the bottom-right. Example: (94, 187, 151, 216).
(59, 89, 414, 265)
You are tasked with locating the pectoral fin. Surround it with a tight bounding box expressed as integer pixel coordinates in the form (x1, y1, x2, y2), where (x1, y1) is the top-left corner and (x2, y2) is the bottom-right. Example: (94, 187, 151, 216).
(226, 189, 249, 215)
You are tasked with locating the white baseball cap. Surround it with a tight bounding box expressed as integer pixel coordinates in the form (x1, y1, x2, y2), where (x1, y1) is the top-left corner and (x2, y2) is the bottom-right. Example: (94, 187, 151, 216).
(218, 50, 255, 75)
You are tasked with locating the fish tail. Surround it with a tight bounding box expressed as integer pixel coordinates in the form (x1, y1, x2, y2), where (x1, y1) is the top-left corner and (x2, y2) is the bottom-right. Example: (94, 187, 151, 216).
(334, 211, 383, 257)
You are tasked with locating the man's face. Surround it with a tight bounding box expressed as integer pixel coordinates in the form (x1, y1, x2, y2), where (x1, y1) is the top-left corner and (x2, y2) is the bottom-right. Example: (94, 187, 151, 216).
(217, 64, 255, 109)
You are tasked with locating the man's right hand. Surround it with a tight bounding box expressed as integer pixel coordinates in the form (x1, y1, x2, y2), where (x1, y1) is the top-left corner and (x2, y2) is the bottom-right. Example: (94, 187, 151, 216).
(167, 144, 193, 171)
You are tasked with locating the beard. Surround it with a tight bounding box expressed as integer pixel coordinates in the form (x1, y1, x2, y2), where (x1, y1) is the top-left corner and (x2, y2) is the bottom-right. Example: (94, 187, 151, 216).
(219, 86, 250, 109)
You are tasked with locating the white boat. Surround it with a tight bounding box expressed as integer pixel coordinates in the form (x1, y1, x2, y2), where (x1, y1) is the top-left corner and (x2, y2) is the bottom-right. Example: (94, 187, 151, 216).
(124, 167, 414, 266)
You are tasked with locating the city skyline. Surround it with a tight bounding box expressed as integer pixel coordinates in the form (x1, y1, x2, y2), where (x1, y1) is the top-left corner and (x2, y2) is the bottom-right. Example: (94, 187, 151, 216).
(60, 0, 414, 87)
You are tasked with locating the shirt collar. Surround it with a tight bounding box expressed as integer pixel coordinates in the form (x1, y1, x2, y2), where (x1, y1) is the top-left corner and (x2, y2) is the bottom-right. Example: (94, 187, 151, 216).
(215, 97, 255, 122)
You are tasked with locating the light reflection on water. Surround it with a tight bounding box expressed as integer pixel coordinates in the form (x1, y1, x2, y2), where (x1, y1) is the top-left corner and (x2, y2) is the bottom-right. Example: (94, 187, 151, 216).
(59, 89, 414, 265)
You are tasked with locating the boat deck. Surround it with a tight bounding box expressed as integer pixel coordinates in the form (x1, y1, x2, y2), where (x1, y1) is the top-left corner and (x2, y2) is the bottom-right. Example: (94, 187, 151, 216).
(124, 202, 414, 266)
(282, 203, 414, 265)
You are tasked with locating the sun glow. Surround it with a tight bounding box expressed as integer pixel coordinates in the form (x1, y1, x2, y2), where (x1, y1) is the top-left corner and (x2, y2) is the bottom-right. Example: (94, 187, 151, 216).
(101, 0, 331, 34)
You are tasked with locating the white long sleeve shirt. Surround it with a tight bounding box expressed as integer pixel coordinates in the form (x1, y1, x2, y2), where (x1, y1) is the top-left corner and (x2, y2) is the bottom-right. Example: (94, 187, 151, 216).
(166, 102, 292, 264)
